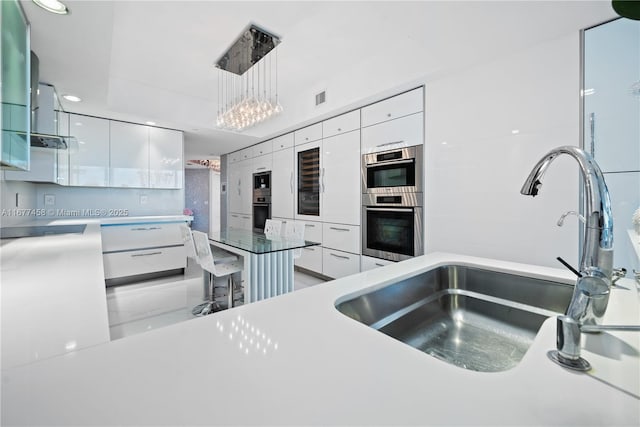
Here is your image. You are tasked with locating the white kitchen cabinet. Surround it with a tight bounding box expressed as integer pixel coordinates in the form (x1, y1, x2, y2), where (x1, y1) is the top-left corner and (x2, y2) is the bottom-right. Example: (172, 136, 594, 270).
(4, 147, 60, 183)
(149, 127, 183, 189)
(101, 222, 186, 281)
(321, 130, 361, 225)
(322, 110, 360, 139)
(322, 248, 360, 279)
(361, 112, 423, 154)
(323, 223, 360, 254)
(228, 158, 253, 215)
(109, 121, 149, 188)
(252, 140, 273, 158)
(272, 147, 295, 219)
(301, 220, 323, 243)
(361, 255, 395, 272)
(272, 132, 294, 151)
(295, 245, 323, 273)
(252, 153, 272, 174)
(68, 114, 110, 187)
(294, 123, 322, 145)
(228, 151, 241, 164)
(361, 87, 423, 128)
(228, 212, 252, 230)
(239, 147, 252, 161)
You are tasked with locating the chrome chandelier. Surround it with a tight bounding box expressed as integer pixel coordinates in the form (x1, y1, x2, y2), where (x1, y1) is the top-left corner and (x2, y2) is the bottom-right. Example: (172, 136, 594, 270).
(215, 24, 282, 132)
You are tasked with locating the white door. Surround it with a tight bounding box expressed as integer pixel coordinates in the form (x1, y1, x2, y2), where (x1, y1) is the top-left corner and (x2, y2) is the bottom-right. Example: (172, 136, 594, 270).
(110, 121, 149, 188)
(240, 158, 253, 215)
(322, 130, 361, 225)
(272, 147, 294, 219)
(68, 114, 110, 187)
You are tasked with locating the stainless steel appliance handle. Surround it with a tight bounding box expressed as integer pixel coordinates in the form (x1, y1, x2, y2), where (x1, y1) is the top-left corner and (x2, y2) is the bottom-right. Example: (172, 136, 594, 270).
(376, 140, 404, 147)
(290, 171, 294, 194)
(365, 159, 414, 168)
(365, 207, 413, 213)
(321, 168, 326, 192)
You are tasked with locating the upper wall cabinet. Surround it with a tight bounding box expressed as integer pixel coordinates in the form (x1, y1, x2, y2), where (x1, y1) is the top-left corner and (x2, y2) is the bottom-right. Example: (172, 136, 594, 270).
(272, 133, 294, 151)
(110, 121, 150, 188)
(252, 140, 273, 158)
(322, 110, 360, 139)
(361, 87, 423, 128)
(69, 114, 110, 187)
(294, 123, 322, 145)
(1, 0, 30, 171)
(149, 127, 183, 189)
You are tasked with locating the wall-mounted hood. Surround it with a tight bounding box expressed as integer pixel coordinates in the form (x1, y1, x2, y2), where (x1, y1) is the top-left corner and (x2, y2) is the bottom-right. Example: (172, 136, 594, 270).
(30, 54, 68, 149)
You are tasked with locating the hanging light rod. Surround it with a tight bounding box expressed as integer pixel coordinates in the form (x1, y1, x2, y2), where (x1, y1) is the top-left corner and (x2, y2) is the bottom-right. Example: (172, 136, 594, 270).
(214, 23, 282, 76)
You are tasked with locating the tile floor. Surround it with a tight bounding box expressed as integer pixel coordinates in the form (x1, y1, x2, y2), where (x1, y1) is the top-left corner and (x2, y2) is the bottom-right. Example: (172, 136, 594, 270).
(106, 261, 327, 340)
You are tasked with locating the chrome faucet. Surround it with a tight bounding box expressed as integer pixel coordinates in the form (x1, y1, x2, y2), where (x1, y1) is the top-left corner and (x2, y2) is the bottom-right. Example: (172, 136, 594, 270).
(520, 145, 614, 326)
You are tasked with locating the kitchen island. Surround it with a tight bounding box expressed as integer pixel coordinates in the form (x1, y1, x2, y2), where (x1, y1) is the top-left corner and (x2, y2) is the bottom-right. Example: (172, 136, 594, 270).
(1, 248, 638, 425)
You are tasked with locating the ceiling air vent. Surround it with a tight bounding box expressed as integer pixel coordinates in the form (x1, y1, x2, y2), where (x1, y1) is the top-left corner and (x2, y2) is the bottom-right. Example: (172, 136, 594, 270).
(315, 91, 326, 106)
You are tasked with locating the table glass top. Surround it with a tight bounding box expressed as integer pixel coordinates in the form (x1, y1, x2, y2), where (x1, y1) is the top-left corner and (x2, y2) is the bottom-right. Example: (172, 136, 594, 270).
(208, 228, 320, 254)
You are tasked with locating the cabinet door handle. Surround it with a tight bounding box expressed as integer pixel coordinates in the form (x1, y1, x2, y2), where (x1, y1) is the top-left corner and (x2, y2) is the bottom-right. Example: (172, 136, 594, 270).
(375, 262, 385, 267)
(238, 179, 241, 196)
(330, 253, 350, 260)
(231, 214, 239, 218)
(321, 168, 326, 193)
(337, 128, 342, 132)
(329, 227, 350, 232)
(256, 167, 266, 171)
(131, 251, 162, 257)
(589, 112, 596, 157)
(131, 227, 161, 231)
(290, 171, 294, 194)
(242, 216, 250, 219)
(386, 113, 392, 117)
(305, 224, 315, 228)
(303, 247, 315, 251)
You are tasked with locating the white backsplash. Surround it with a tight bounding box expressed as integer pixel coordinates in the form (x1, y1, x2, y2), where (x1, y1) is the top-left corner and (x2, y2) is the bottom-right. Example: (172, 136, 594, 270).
(35, 184, 184, 218)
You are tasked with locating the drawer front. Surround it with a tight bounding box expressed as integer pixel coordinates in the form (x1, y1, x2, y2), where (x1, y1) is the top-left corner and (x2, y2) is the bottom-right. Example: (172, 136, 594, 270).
(323, 223, 360, 254)
(252, 140, 273, 158)
(103, 245, 186, 279)
(252, 153, 273, 173)
(239, 148, 252, 161)
(229, 213, 251, 229)
(295, 245, 322, 273)
(101, 223, 183, 252)
(294, 123, 323, 145)
(361, 255, 395, 272)
(300, 220, 322, 244)
(361, 112, 423, 154)
(322, 248, 360, 279)
(272, 133, 294, 151)
(361, 87, 423, 128)
(322, 110, 361, 139)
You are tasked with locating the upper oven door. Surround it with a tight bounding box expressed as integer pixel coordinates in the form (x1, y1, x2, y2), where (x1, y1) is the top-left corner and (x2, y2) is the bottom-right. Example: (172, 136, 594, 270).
(362, 146, 423, 193)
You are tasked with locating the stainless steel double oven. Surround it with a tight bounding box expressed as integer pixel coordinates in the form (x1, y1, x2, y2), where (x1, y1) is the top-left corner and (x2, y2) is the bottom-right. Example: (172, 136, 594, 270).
(362, 145, 424, 261)
(253, 171, 271, 232)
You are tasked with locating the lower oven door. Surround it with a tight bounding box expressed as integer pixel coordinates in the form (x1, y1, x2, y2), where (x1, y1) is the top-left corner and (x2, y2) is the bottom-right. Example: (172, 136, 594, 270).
(253, 204, 271, 232)
(362, 206, 423, 261)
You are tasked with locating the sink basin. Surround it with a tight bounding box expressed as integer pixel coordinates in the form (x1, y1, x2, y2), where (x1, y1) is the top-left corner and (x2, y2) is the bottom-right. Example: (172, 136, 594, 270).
(336, 265, 573, 372)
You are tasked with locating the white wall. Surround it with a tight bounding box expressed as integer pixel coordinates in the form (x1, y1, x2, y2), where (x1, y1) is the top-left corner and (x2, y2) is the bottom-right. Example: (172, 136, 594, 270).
(34, 184, 184, 218)
(0, 179, 38, 226)
(425, 33, 582, 268)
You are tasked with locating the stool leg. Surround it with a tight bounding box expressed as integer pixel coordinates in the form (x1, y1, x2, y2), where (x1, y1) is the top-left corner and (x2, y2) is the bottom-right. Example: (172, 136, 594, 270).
(227, 275, 234, 309)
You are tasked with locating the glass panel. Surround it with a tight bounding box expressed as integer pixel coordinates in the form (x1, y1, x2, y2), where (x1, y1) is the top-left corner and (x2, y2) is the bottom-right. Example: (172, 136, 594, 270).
(366, 209, 414, 256)
(298, 147, 320, 215)
(1, 0, 30, 170)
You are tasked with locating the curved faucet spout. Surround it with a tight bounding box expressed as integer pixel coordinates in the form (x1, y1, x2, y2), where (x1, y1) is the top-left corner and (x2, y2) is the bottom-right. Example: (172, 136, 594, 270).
(521, 146, 614, 325)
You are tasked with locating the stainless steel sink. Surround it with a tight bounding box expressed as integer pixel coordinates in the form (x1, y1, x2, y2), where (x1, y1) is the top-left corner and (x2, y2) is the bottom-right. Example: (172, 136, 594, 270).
(336, 265, 573, 372)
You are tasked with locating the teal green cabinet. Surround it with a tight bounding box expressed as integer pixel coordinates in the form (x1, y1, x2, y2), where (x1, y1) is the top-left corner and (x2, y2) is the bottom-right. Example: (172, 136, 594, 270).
(1, 0, 30, 170)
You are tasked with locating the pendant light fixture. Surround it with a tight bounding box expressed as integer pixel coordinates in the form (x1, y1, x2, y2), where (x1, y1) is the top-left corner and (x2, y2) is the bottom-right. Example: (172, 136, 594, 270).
(215, 24, 282, 132)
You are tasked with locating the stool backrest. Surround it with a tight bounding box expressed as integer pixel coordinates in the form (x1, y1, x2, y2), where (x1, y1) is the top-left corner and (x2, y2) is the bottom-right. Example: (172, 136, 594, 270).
(192, 230, 216, 275)
(180, 223, 197, 259)
(264, 219, 283, 238)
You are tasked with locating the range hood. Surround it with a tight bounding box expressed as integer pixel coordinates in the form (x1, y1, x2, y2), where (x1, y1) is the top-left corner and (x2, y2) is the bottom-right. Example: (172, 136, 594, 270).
(30, 54, 68, 149)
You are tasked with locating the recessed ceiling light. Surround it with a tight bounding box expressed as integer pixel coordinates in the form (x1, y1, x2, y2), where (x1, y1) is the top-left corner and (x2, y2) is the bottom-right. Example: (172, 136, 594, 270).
(62, 94, 81, 102)
(511, 129, 520, 135)
(145, 121, 156, 126)
(32, 0, 69, 15)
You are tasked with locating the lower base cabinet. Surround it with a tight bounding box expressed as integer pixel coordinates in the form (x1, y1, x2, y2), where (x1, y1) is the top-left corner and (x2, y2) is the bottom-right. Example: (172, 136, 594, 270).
(229, 212, 252, 229)
(322, 248, 360, 279)
(103, 246, 185, 279)
(295, 245, 323, 272)
(361, 255, 395, 271)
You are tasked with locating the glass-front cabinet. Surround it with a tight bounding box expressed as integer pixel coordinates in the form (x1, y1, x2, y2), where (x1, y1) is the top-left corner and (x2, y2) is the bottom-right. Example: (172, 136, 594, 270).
(296, 144, 320, 217)
(1, 0, 30, 170)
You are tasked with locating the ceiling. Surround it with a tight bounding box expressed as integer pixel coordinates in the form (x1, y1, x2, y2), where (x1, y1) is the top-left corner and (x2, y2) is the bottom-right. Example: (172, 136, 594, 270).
(20, 1, 616, 159)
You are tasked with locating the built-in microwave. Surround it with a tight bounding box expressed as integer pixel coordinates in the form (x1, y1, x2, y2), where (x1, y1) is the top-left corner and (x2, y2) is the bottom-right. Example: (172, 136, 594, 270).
(362, 192, 423, 262)
(362, 145, 423, 194)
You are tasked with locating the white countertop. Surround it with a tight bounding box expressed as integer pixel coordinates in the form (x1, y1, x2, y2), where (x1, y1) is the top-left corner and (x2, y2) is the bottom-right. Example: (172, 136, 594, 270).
(0, 215, 192, 370)
(1, 250, 639, 426)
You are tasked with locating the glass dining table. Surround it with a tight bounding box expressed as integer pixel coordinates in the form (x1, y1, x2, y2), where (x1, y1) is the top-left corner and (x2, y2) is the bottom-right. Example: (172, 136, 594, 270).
(208, 228, 320, 304)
